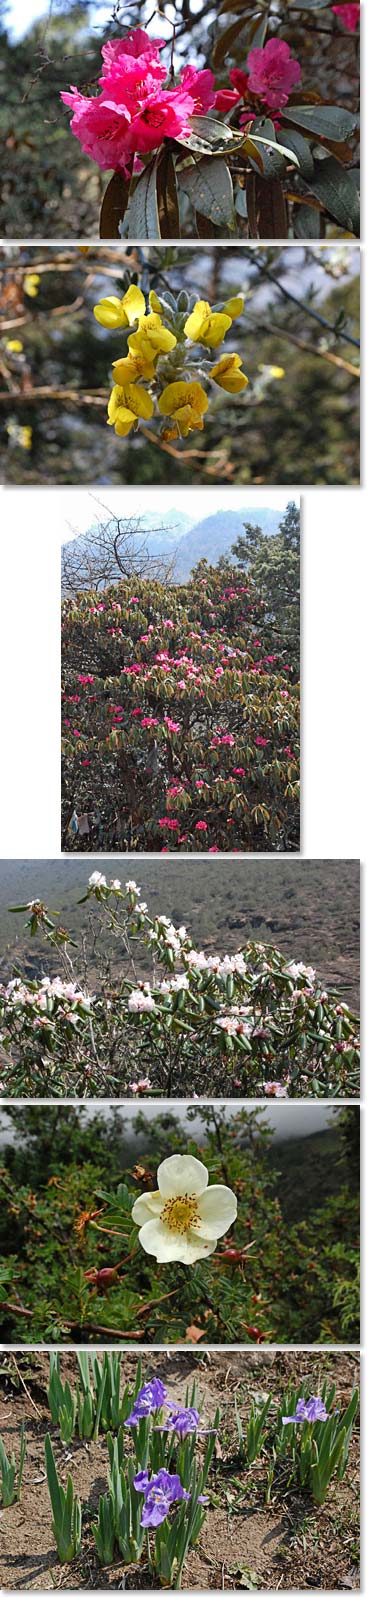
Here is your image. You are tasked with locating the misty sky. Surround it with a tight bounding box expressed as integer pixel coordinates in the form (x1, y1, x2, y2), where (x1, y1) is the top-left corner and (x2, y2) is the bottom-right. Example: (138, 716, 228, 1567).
(0, 1102, 339, 1144)
(5, 486, 297, 545)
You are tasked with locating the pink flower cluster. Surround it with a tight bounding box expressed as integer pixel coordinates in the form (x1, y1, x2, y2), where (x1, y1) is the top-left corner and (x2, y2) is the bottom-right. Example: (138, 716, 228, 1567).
(224, 39, 301, 116)
(61, 26, 216, 173)
(332, 3, 359, 29)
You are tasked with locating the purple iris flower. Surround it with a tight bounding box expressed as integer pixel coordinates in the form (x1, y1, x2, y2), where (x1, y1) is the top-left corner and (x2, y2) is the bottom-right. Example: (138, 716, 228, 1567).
(155, 1403, 216, 1438)
(282, 1396, 328, 1426)
(125, 1378, 167, 1428)
(161, 1405, 200, 1435)
(134, 1468, 190, 1528)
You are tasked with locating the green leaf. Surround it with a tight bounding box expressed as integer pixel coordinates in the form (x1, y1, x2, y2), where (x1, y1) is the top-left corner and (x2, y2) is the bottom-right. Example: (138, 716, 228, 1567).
(212, 15, 250, 64)
(283, 103, 359, 142)
(127, 158, 161, 240)
(294, 202, 320, 237)
(99, 171, 130, 240)
(309, 157, 360, 233)
(247, 12, 269, 47)
(179, 156, 235, 228)
(156, 149, 180, 238)
(290, 0, 330, 8)
(278, 128, 315, 178)
(175, 116, 244, 155)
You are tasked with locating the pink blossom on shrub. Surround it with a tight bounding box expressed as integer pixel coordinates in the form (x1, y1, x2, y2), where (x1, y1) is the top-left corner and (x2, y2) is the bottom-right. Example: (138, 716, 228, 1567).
(332, 3, 359, 27)
(214, 88, 241, 111)
(61, 28, 216, 173)
(246, 39, 301, 111)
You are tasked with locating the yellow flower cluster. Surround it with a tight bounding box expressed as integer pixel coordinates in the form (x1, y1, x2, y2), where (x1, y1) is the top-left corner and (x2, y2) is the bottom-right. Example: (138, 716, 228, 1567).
(93, 286, 249, 441)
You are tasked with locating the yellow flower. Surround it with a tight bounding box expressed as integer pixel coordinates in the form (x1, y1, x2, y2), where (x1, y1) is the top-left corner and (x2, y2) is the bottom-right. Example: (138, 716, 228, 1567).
(223, 296, 245, 319)
(112, 349, 156, 384)
(20, 426, 33, 449)
(94, 285, 146, 329)
(5, 339, 23, 353)
(107, 382, 154, 437)
(184, 300, 232, 348)
(259, 364, 285, 379)
(129, 313, 177, 358)
(211, 353, 249, 394)
(24, 273, 40, 298)
(149, 290, 163, 314)
(6, 421, 32, 448)
(158, 380, 208, 437)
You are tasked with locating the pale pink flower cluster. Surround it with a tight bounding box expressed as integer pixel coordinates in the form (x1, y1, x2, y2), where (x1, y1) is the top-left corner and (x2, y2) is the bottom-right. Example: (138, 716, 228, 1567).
(286, 962, 316, 985)
(1, 976, 93, 1016)
(61, 27, 216, 174)
(264, 1081, 289, 1097)
(128, 987, 157, 1013)
(216, 1010, 253, 1037)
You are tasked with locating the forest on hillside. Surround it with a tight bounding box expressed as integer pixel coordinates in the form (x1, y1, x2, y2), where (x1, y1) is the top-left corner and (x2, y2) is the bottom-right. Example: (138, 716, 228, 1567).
(61, 504, 300, 855)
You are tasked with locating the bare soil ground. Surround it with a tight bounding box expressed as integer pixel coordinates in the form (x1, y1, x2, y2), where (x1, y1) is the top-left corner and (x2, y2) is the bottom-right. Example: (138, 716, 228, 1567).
(0, 1350, 359, 1591)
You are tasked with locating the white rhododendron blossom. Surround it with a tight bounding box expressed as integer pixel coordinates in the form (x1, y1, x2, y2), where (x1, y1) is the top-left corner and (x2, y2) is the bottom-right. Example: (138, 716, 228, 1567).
(88, 871, 107, 889)
(286, 962, 316, 983)
(132, 1153, 237, 1264)
(128, 987, 156, 1013)
(1, 976, 93, 1013)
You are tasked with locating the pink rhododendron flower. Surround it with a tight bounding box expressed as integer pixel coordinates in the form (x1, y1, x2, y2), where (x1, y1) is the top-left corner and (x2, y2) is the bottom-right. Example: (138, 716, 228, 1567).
(228, 69, 248, 97)
(332, 2, 359, 27)
(61, 28, 216, 174)
(246, 39, 301, 110)
(264, 1081, 288, 1097)
(214, 87, 242, 111)
(195, 821, 208, 831)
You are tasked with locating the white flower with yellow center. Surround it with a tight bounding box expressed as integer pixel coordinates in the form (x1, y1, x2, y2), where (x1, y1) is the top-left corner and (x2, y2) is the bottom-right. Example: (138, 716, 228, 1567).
(132, 1154, 237, 1265)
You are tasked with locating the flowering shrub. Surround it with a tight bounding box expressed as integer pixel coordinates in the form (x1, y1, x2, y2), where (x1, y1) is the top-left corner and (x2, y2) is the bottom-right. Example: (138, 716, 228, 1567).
(60, 19, 359, 239)
(0, 881, 359, 1098)
(93, 284, 249, 443)
(0, 1104, 359, 1344)
(61, 560, 300, 853)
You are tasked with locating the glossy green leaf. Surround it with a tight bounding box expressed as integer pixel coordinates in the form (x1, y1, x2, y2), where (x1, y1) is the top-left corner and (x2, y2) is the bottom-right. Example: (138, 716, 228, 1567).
(309, 157, 360, 233)
(99, 172, 130, 239)
(127, 158, 161, 240)
(179, 156, 235, 227)
(283, 103, 359, 141)
(278, 128, 315, 178)
(175, 115, 244, 155)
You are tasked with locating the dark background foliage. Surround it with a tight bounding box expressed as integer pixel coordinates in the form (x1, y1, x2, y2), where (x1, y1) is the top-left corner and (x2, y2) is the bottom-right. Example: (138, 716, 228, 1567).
(0, 246, 360, 486)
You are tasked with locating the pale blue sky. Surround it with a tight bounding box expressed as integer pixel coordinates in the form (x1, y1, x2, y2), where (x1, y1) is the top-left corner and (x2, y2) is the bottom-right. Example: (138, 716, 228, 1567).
(6, 0, 187, 41)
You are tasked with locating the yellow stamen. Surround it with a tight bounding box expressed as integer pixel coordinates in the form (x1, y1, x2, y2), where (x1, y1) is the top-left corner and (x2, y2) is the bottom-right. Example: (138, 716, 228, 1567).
(161, 1193, 199, 1234)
